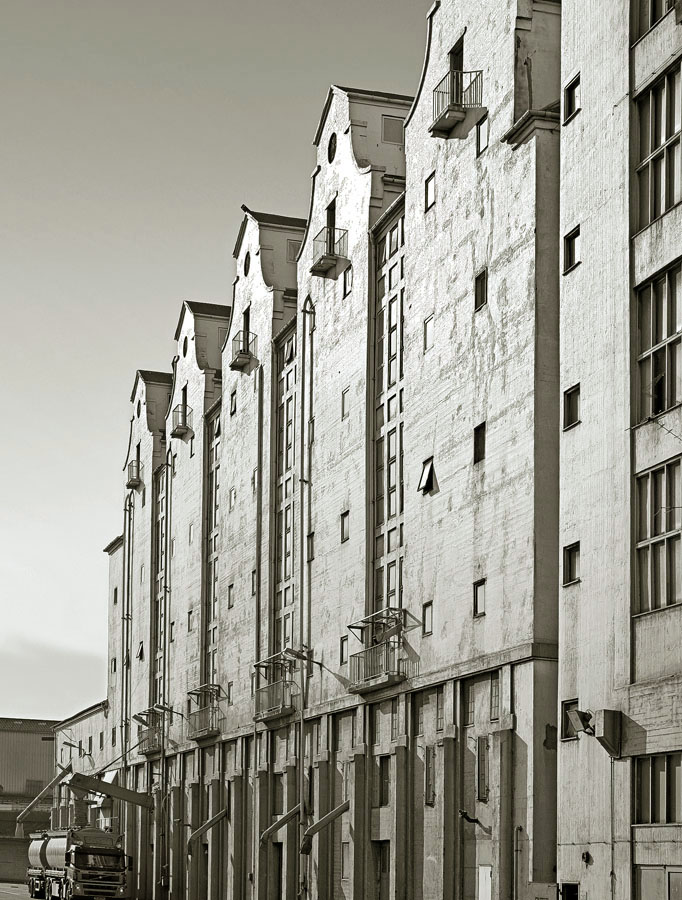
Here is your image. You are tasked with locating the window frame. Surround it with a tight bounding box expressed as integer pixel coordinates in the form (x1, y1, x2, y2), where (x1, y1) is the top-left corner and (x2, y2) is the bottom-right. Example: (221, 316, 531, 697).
(561, 698, 579, 741)
(635, 457, 682, 613)
(230, 390, 237, 416)
(563, 542, 581, 585)
(636, 264, 682, 421)
(473, 578, 486, 617)
(423, 314, 434, 352)
(474, 268, 488, 311)
(341, 510, 350, 543)
(340, 634, 348, 665)
(476, 113, 489, 156)
(424, 172, 436, 211)
(418, 457, 435, 494)
(563, 225, 581, 273)
(563, 383, 581, 430)
(563, 73, 581, 124)
(422, 600, 433, 636)
(343, 264, 353, 297)
(473, 422, 486, 464)
(341, 387, 350, 420)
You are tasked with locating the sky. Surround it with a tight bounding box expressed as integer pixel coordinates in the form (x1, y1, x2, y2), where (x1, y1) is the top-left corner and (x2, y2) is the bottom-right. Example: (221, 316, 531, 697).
(0, 0, 429, 719)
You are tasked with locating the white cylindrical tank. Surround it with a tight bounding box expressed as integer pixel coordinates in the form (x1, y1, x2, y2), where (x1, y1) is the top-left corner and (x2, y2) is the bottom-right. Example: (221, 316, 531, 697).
(28, 838, 48, 868)
(44, 836, 68, 870)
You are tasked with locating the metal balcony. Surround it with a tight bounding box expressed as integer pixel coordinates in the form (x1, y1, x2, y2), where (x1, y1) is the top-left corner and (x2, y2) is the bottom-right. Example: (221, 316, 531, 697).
(310, 227, 348, 277)
(171, 404, 193, 438)
(187, 704, 220, 741)
(230, 330, 258, 371)
(138, 725, 162, 756)
(430, 70, 483, 137)
(254, 680, 294, 723)
(348, 640, 407, 694)
(126, 460, 142, 490)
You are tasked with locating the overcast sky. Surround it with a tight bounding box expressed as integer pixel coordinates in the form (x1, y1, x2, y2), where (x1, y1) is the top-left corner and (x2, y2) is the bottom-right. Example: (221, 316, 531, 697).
(0, 0, 428, 719)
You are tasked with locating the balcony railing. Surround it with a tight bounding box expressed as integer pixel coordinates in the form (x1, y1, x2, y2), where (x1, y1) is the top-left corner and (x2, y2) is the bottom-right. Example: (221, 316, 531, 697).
(126, 459, 142, 489)
(138, 725, 162, 755)
(431, 70, 483, 136)
(349, 640, 407, 690)
(230, 330, 258, 371)
(188, 704, 220, 740)
(310, 227, 348, 276)
(171, 404, 193, 437)
(255, 680, 293, 720)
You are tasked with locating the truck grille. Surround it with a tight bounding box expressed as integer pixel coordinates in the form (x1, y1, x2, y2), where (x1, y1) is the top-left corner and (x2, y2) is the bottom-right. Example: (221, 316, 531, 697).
(80, 873, 122, 896)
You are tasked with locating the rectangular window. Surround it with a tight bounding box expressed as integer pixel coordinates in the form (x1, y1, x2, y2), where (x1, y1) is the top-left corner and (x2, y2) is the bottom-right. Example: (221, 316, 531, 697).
(230, 390, 237, 416)
(637, 264, 682, 419)
(473, 422, 486, 464)
(563, 542, 581, 585)
(561, 885, 580, 900)
(635, 752, 682, 823)
(477, 736, 489, 801)
(423, 314, 434, 351)
(272, 773, 284, 816)
(418, 457, 435, 494)
(307, 532, 314, 561)
(561, 698, 579, 740)
(425, 172, 436, 211)
(341, 511, 350, 543)
(371, 704, 381, 745)
(490, 671, 500, 721)
(422, 601, 433, 635)
(341, 842, 350, 879)
(639, 0, 676, 37)
(564, 226, 581, 272)
(227, 681, 233, 705)
(476, 114, 489, 156)
(473, 578, 486, 617)
(228, 583, 234, 608)
(189, 522, 194, 543)
(187, 609, 194, 631)
(474, 268, 488, 311)
(382, 115, 405, 144)
(564, 73, 581, 123)
(637, 62, 682, 229)
(378, 755, 390, 806)
(111, 658, 117, 674)
(636, 458, 682, 612)
(564, 383, 581, 429)
(113, 587, 118, 605)
(99, 732, 104, 750)
(436, 686, 444, 732)
(462, 681, 474, 726)
(414, 692, 424, 735)
(340, 635, 348, 664)
(391, 697, 398, 741)
(229, 487, 236, 510)
(343, 264, 353, 297)
(425, 745, 436, 806)
(341, 387, 350, 419)
(136, 641, 144, 660)
(112, 727, 116, 747)
(252, 570, 257, 596)
(287, 239, 301, 263)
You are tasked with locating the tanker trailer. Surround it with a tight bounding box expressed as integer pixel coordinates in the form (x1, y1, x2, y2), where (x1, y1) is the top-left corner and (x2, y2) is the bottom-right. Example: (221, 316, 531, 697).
(27, 826, 130, 899)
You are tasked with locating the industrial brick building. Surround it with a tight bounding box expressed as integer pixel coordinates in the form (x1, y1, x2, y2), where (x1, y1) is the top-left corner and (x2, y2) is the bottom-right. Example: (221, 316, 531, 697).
(48, 2, 682, 899)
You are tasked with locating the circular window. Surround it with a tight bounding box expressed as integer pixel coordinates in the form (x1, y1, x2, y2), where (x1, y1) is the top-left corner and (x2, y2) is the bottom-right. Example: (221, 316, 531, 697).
(136, 400, 141, 418)
(244, 252, 251, 276)
(328, 132, 337, 163)
(182, 336, 188, 357)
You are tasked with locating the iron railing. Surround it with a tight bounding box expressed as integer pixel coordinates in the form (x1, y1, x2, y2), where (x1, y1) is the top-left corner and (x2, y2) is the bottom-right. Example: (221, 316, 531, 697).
(138, 725, 162, 755)
(255, 680, 292, 717)
(312, 227, 348, 266)
(171, 403, 193, 434)
(126, 459, 142, 488)
(433, 70, 483, 121)
(349, 640, 404, 685)
(188, 704, 220, 738)
(232, 330, 258, 360)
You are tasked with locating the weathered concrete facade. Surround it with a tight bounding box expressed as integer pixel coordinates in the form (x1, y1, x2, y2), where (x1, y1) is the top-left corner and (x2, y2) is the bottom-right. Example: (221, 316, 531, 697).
(558, 3, 682, 900)
(47, 1, 682, 898)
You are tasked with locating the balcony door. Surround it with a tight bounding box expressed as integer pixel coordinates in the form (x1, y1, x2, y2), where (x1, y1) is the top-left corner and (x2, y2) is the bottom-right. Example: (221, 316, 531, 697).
(326, 199, 336, 254)
(450, 37, 464, 104)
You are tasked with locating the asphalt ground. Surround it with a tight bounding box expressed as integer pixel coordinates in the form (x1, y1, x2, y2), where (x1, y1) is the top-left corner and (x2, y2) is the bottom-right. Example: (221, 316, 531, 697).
(0, 886, 29, 900)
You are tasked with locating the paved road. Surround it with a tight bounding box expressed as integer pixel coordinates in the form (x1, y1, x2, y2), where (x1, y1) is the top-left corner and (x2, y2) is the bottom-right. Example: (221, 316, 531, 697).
(0, 886, 28, 900)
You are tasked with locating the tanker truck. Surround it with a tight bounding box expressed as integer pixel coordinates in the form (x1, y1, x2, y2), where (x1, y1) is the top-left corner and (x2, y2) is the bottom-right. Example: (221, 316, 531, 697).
(27, 826, 130, 899)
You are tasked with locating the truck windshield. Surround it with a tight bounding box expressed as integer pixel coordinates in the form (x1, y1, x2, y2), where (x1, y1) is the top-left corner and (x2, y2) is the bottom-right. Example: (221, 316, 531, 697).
(75, 852, 123, 869)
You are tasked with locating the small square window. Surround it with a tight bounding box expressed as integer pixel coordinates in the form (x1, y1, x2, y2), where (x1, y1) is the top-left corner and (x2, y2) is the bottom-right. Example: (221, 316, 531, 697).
(287, 239, 301, 263)
(564, 384, 581, 429)
(343, 265, 353, 297)
(228, 583, 235, 608)
(382, 115, 405, 144)
(341, 387, 350, 420)
(423, 315, 434, 351)
(563, 73, 581, 123)
(473, 579, 486, 617)
(418, 457, 435, 494)
(563, 542, 581, 585)
(561, 699, 579, 740)
(340, 635, 348, 664)
(473, 422, 486, 464)
(476, 114, 489, 155)
(561, 885, 579, 900)
(230, 390, 237, 416)
(341, 511, 350, 543)
(564, 226, 581, 272)
(474, 268, 488, 311)
(425, 172, 436, 211)
(422, 601, 433, 635)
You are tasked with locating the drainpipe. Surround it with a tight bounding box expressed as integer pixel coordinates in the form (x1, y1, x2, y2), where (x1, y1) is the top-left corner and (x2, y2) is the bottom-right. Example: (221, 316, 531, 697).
(610, 756, 615, 900)
(162, 447, 173, 890)
(253, 363, 264, 898)
(513, 825, 522, 900)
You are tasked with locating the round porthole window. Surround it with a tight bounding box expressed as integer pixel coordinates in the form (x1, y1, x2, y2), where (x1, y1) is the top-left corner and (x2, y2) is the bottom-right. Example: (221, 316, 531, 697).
(328, 132, 337, 164)
(182, 336, 188, 357)
(244, 252, 251, 276)
(136, 400, 141, 418)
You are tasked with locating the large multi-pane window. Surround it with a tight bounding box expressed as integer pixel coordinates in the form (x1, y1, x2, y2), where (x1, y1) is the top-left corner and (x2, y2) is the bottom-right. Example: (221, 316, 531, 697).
(636, 457, 682, 612)
(637, 262, 682, 418)
(637, 61, 681, 229)
(635, 752, 682, 823)
(205, 411, 221, 684)
(274, 331, 297, 652)
(637, 0, 676, 38)
(373, 211, 405, 627)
